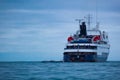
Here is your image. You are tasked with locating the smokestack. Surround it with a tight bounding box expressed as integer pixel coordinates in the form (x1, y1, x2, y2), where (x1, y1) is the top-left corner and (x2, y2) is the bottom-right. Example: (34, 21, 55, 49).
(80, 22, 87, 37)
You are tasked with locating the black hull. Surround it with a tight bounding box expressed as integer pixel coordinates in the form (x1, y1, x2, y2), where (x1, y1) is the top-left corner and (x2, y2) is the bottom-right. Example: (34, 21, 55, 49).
(63, 52, 97, 62)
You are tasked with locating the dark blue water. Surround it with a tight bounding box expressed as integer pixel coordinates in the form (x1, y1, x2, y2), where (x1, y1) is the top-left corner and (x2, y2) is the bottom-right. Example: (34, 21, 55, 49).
(0, 61, 120, 80)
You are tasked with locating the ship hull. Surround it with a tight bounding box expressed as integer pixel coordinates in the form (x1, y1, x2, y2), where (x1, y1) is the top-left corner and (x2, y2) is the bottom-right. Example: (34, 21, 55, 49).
(63, 52, 97, 62)
(63, 52, 108, 62)
(63, 44, 110, 62)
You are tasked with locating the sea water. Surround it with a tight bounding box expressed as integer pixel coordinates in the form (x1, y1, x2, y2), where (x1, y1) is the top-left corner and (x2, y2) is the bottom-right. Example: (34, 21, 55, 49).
(0, 61, 120, 80)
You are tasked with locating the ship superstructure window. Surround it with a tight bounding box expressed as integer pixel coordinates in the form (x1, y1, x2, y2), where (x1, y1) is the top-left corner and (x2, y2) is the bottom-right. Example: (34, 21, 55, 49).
(66, 45, 97, 49)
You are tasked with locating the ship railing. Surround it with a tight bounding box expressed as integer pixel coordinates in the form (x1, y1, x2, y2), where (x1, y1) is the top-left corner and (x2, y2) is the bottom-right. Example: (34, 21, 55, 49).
(64, 45, 97, 50)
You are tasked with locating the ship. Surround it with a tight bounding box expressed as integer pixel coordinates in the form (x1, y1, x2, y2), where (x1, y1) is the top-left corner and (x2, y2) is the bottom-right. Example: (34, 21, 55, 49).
(63, 16, 110, 62)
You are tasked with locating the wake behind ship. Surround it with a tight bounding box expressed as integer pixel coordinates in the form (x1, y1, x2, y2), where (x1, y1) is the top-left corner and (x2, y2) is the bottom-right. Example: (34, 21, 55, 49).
(63, 17, 110, 62)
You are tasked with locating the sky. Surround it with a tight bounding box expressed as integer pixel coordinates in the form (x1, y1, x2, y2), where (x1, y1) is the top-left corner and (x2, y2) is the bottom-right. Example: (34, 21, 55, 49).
(0, 0, 120, 61)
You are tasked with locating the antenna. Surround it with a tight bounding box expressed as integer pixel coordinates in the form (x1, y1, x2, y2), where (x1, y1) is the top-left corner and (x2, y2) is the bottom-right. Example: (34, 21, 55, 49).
(84, 14, 92, 30)
(96, 22, 99, 30)
(96, 0, 99, 29)
(88, 14, 91, 30)
(75, 19, 83, 27)
(96, 0, 98, 25)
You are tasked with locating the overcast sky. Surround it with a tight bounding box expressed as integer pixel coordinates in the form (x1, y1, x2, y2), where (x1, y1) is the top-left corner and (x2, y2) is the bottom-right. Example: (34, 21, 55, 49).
(0, 0, 120, 61)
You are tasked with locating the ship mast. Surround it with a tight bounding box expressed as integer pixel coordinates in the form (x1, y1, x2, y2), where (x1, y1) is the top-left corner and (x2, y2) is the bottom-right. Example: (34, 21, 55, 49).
(88, 14, 91, 30)
(84, 14, 91, 30)
(75, 19, 83, 26)
(95, 0, 99, 30)
(75, 19, 83, 31)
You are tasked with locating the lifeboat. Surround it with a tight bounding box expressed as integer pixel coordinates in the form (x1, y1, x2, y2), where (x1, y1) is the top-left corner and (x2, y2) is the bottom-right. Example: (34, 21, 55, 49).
(92, 35, 100, 42)
(67, 36, 74, 42)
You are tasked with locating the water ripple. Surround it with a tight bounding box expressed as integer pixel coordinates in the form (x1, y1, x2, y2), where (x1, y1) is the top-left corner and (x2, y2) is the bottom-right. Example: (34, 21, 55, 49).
(0, 61, 120, 80)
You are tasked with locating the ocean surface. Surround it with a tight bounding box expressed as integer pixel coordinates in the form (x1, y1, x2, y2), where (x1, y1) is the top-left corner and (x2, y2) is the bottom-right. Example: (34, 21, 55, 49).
(0, 61, 120, 80)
